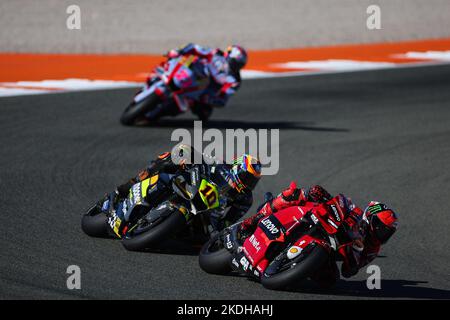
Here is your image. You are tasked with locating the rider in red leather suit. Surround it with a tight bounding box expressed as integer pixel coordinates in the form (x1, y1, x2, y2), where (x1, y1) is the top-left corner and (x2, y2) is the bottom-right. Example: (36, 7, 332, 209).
(240, 181, 398, 287)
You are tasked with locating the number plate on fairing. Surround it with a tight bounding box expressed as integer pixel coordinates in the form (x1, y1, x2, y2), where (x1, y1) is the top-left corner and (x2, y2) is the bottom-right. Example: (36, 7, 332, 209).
(198, 179, 219, 210)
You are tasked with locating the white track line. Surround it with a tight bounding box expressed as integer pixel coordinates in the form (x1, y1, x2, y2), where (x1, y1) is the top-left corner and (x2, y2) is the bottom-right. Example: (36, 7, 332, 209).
(2, 55, 450, 97)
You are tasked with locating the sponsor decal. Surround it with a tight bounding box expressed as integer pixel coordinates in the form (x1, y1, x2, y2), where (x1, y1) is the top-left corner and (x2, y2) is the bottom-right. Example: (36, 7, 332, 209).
(240, 256, 250, 271)
(225, 234, 233, 249)
(287, 246, 303, 259)
(259, 215, 283, 239)
(328, 219, 339, 229)
(330, 205, 341, 222)
(131, 184, 141, 203)
(368, 203, 386, 214)
(108, 212, 122, 236)
(261, 219, 279, 234)
(310, 213, 319, 224)
(190, 169, 198, 186)
(249, 235, 261, 252)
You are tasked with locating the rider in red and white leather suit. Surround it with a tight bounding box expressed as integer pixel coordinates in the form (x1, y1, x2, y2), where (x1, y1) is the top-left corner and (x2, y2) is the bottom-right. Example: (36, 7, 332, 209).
(239, 181, 398, 287)
(160, 43, 247, 120)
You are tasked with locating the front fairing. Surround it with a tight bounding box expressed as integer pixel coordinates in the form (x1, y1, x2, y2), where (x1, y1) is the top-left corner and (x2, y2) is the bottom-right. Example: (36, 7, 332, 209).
(133, 79, 167, 103)
(134, 57, 210, 107)
(222, 224, 265, 279)
(107, 176, 160, 237)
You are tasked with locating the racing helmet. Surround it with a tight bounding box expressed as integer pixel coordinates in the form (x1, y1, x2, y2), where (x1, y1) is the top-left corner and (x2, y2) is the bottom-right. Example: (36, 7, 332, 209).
(225, 45, 248, 73)
(363, 201, 398, 244)
(170, 143, 201, 166)
(227, 154, 261, 193)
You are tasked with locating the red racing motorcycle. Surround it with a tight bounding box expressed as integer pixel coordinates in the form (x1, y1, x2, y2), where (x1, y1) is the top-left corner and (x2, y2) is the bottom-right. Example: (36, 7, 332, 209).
(199, 196, 350, 290)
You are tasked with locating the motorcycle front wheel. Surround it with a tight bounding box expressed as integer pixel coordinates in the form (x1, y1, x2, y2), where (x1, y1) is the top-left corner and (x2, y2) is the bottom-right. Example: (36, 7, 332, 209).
(261, 244, 329, 291)
(81, 206, 110, 238)
(121, 209, 186, 251)
(120, 92, 161, 126)
(198, 233, 233, 275)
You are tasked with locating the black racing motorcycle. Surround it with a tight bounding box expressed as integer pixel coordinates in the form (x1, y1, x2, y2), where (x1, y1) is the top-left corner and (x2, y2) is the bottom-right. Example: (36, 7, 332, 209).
(81, 166, 225, 251)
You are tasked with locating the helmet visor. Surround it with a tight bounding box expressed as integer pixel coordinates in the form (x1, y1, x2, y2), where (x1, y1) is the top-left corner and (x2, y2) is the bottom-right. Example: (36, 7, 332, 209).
(371, 215, 396, 244)
(238, 171, 259, 192)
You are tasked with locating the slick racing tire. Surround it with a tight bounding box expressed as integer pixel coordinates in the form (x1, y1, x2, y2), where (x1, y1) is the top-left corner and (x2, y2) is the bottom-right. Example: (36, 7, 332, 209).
(81, 210, 110, 238)
(199, 233, 233, 275)
(121, 210, 186, 251)
(261, 244, 329, 291)
(120, 93, 161, 126)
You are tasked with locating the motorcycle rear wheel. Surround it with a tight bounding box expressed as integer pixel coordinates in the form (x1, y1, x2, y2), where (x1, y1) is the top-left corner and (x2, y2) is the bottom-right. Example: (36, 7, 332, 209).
(120, 93, 161, 126)
(261, 244, 329, 290)
(198, 233, 233, 275)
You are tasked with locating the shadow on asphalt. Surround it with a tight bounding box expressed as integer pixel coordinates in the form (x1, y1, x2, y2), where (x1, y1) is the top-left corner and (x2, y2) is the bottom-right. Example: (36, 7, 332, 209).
(205, 271, 450, 299)
(133, 119, 349, 132)
(137, 239, 202, 256)
(289, 279, 450, 299)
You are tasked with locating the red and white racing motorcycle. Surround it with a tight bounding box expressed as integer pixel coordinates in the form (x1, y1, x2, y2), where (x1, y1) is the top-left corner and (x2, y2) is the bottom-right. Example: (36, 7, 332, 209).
(199, 197, 351, 290)
(120, 54, 211, 125)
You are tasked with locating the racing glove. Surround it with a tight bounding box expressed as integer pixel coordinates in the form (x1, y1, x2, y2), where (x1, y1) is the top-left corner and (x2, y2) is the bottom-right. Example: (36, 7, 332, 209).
(307, 185, 332, 203)
(239, 182, 307, 235)
(263, 181, 308, 214)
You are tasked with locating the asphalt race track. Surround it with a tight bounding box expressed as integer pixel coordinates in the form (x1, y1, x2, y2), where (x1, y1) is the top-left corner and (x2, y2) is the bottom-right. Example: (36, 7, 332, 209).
(1, 65, 450, 299)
